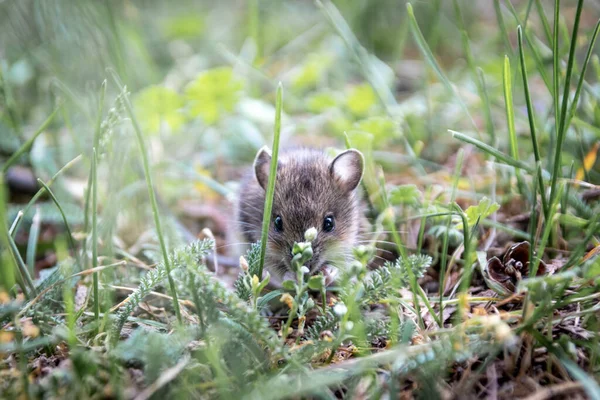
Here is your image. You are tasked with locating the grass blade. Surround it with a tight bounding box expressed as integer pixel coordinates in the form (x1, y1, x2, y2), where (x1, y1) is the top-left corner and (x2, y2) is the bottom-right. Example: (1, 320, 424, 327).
(10, 155, 82, 239)
(2, 105, 62, 174)
(257, 83, 283, 279)
(83, 80, 106, 271)
(552, 0, 561, 135)
(549, 0, 584, 217)
(560, 358, 600, 400)
(565, 19, 600, 129)
(449, 130, 533, 172)
(531, 330, 600, 400)
(453, 0, 495, 142)
(8, 232, 36, 297)
(317, 0, 397, 113)
(406, 3, 480, 137)
(109, 70, 182, 325)
(36, 179, 81, 269)
(0, 176, 17, 292)
(92, 148, 100, 325)
(26, 208, 41, 276)
(493, 0, 512, 55)
(503, 56, 518, 163)
(535, 0, 553, 44)
(439, 149, 463, 323)
(517, 25, 548, 215)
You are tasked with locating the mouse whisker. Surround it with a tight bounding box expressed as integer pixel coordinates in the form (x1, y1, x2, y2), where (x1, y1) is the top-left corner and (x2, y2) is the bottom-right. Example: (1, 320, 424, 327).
(215, 242, 256, 250)
(355, 240, 401, 247)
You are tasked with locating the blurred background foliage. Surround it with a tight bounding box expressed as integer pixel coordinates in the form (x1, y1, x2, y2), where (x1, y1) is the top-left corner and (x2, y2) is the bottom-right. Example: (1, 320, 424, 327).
(1, 0, 600, 397)
(2, 0, 599, 247)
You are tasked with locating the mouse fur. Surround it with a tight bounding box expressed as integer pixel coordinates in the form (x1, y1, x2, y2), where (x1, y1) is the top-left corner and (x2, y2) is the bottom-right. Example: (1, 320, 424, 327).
(236, 147, 365, 284)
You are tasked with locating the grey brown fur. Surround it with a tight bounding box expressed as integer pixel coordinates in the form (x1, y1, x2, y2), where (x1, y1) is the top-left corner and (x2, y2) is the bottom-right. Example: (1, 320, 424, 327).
(236, 147, 365, 283)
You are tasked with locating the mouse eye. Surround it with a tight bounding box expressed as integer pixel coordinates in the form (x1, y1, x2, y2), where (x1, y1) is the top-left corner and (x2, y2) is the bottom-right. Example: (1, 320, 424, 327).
(274, 215, 283, 232)
(323, 216, 335, 232)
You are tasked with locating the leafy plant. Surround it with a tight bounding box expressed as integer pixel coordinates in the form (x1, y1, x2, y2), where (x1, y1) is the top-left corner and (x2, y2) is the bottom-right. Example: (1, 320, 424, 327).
(185, 67, 243, 125)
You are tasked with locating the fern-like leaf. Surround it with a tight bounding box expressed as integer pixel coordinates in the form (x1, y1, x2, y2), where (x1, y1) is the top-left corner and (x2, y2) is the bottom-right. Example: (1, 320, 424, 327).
(234, 241, 262, 301)
(362, 254, 432, 304)
(110, 239, 214, 345)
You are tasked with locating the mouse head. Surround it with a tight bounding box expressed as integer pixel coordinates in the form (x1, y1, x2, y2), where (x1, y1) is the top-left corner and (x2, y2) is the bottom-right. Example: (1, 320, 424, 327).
(253, 147, 364, 278)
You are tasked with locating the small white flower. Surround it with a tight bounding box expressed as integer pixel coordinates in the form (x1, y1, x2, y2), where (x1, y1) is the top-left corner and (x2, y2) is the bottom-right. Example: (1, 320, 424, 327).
(300, 266, 310, 275)
(333, 303, 347, 316)
(304, 227, 318, 242)
(345, 321, 354, 331)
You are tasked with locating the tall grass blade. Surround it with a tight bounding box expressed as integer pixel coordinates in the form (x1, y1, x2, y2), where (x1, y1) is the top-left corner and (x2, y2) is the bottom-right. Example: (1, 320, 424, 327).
(450, 130, 533, 172)
(406, 3, 480, 137)
(83, 80, 106, 271)
(493, 0, 512, 55)
(0, 176, 17, 292)
(8, 232, 36, 297)
(10, 155, 81, 238)
(2, 105, 62, 174)
(26, 208, 41, 276)
(517, 26, 548, 215)
(503, 56, 518, 163)
(258, 83, 283, 279)
(552, 0, 561, 137)
(109, 70, 182, 324)
(549, 0, 584, 217)
(535, 0, 553, 44)
(566, 19, 600, 128)
(317, 0, 397, 113)
(453, 0, 495, 142)
(439, 149, 463, 323)
(318, 0, 425, 175)
(37, 179, 81, 268)
(92, 148, 100, 325)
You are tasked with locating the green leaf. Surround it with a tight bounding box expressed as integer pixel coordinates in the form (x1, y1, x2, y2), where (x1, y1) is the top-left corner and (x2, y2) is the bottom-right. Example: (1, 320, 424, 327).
(134, 85, 185, 134)
(257, 289, 284, 310)
(388, 184, 421, 206)
(162, 15, 205, 39)
(291, 54, 333, 92)
(306, 91, 338, 113)
(406, 3, 478, 134)
(346, 83, 377, 117)
(185, 67, 243, 125)
(463, 197, 500, 228)
(354, 116, 398, 147)
(282, 280, 295, 291)
(256, 272, 271, 293)
(307, 275, 324, 290)
(557, 353, 600, 400)
(583, 257, 600, 280)
(503, 55, 518, 162)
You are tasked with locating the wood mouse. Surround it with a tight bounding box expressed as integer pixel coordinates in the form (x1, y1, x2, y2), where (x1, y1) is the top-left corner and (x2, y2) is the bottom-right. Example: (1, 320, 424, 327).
(236, 147, 365, 285)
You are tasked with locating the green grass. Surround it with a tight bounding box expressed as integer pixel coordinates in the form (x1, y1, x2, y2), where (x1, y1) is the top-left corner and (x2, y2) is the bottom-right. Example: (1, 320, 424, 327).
(1, 0, 600, 398)
(257, 82, 283, 280)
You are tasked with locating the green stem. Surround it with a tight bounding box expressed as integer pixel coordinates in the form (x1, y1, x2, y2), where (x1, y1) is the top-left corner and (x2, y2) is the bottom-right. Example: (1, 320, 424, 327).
(111, 72, 182, 324)
(2, 105, 62, 174)
(11, 155, 81, 239)
(549, 0, 583, 216)
(258, 83, 283, 280)
(439, 149, 463, 324)
(92, 149, 100, 326)
(37, 179, 81, 268)
(26, 208, 41, 276)
(517, 26, 548, 216)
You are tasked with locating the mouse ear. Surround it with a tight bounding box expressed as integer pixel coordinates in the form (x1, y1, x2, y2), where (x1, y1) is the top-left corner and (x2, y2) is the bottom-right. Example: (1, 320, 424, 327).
(254, 146, 274, 190)
(329, 149, 364, 192)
